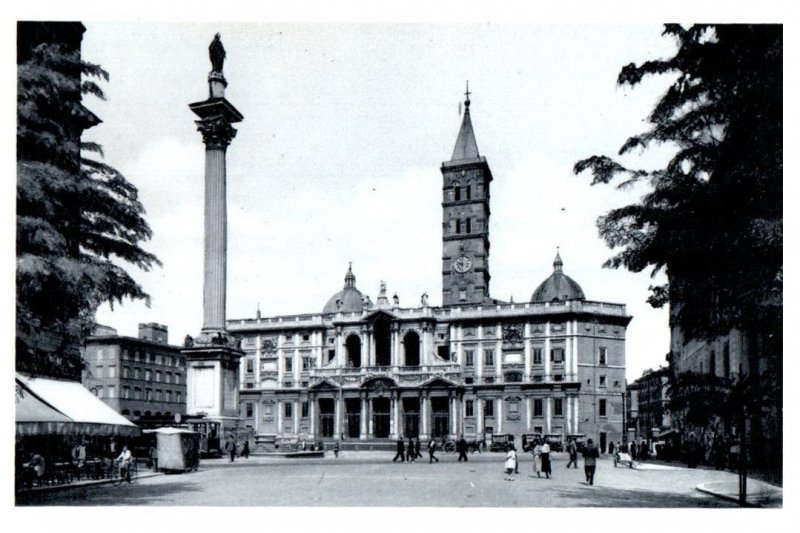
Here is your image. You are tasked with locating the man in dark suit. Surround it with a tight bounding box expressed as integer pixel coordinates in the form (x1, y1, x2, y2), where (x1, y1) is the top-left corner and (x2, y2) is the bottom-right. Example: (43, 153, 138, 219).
(457, 435, 469, 462)
(393, 436, 405, 462)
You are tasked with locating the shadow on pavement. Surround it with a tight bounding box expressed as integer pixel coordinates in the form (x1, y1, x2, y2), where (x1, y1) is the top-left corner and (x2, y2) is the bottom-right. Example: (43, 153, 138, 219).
(552, 484, 737, 508)
(16, 480, 204, 507)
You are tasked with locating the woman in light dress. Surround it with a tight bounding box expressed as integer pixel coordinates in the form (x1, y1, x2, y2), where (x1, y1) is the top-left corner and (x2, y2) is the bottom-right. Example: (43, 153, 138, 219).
(532, 439, 543, 477)
(504, 447, 517, 480)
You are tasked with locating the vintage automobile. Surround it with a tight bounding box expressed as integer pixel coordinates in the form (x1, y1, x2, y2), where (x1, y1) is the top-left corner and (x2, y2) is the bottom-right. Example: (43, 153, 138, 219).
(544, 434, 564, 452)
(489, 433, 514, 452)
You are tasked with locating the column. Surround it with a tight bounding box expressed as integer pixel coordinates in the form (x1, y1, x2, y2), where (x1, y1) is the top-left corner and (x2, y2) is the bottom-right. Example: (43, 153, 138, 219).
(277, 400, 284, 435)
(545, 397, 552, 434)
(544, 322, 552, 379)
(294, 348, 300, 386)
(450, 396, 456, 436)
(422, 326, 429, 367)
(495, 336, 502, 377)
(524, 323, 532, 380)
(421, 393, 428, 438)
(526, 398, 532, 431)
(574, 396, 580, 434)
(566, 395, 572, 434)
(497, 398, 503, 433)
(333, 395, 340, 438)
(391, 327, 399, 367)
(476, 326, 484, 380)
(476, 397, 483, 435)
(293, 399, 300, 435)
(391, 394, 398, 438)
(360, 397, 367, 440)
(368, 399, 374, 437)
(565, 320, 573, 380)
(309, 398, 316, 438)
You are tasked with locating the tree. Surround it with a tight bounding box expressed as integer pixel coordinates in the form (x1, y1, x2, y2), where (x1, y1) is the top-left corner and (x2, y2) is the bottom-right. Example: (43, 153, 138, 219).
(17, 29, 160, 379)
(574, 25, 782, 493)
(574, 24, 782, 342)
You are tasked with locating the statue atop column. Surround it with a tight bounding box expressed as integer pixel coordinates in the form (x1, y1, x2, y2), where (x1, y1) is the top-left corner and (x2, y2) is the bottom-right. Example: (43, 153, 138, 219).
(209, 33, 226, 73)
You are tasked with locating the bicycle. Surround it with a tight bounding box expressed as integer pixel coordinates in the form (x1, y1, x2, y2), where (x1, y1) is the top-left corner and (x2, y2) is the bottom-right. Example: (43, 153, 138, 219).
(110, 459, 138, 485)
(441, 439, 456, 454)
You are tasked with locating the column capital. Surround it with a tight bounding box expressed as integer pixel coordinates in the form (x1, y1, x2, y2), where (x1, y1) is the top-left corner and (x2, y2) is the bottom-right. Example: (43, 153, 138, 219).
(196, 115, 238, 149)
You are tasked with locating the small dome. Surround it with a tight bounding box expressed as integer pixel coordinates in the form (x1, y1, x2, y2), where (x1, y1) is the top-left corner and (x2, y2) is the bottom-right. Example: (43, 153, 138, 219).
(531, 251, 586, 303)
(323, 263, 365, 314)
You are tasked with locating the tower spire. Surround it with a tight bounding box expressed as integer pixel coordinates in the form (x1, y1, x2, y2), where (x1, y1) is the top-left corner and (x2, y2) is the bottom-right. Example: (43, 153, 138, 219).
(344, 262, 356, 288)
(554, 248, 563, 272)
(450, 81, 479, 161)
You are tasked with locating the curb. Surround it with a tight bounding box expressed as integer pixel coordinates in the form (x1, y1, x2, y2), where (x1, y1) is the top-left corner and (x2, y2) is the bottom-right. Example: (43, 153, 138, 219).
(695, 482, 782, 508)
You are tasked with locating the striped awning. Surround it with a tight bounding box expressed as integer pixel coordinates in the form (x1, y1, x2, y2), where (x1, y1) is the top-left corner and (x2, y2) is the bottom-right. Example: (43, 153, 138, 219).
(15, 373, 140, 437)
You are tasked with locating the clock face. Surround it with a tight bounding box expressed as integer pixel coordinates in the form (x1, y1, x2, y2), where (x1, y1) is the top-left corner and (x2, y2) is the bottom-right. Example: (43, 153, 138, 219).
(453, 255, 472, 273)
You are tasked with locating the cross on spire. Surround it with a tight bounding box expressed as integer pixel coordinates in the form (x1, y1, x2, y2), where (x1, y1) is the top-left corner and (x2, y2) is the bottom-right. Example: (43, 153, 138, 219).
(464, 80, 471, 106)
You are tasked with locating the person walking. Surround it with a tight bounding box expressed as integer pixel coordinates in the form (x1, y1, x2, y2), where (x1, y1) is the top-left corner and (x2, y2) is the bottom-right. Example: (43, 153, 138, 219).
(406, 437, 415, 462)
(393, 437, 406, 462)
(532, 439, 543, 478)
(504, 447, 517, 481)
(333, 441, 340, 458)
(582, 438, 600, 485)
(629, 440, 637, 461)
(225, 436, 236, 462)
(149, 443, 158, 472)
(457, 434, 469, 462)
(608, 440, 615, 458)
(428, 438, 439, 463)
(242, 440, 250, 459)
(687, 432, 699, 468)
(566, 437, 579, 469)
(415, 438, 423, 459)
(540, 440, 552, 479)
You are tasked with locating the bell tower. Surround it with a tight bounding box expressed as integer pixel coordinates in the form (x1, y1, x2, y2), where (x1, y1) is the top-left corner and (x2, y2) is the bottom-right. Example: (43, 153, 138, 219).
(441, 83, 493, 306)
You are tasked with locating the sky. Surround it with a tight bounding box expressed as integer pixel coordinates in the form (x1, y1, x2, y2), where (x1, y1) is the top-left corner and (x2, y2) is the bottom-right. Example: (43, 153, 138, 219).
(76, 20, 686, 381)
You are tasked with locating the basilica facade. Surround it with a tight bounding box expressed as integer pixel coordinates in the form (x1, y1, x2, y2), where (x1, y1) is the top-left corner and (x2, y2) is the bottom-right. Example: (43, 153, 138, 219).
(228, 93, 631, 451)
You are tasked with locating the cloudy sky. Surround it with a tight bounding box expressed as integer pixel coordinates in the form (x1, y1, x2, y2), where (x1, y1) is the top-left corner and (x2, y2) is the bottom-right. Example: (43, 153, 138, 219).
(75, 21, 690, 381)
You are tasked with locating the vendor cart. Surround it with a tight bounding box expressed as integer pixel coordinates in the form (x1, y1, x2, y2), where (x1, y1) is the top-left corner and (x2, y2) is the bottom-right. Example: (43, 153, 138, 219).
(144, 428, 200, 473)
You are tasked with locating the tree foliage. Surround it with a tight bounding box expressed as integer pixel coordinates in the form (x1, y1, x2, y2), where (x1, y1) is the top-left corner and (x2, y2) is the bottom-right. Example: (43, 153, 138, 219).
(574, 25, 782, 342)
(17, 40, 160, 377)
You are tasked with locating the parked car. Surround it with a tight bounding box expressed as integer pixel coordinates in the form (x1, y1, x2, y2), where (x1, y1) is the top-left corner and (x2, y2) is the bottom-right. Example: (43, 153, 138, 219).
(489, 433, 513, 452)
(544, 434, 564, 452)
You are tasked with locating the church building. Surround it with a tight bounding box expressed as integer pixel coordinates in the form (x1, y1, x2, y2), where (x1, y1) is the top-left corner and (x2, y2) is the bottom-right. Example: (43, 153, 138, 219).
(228, 91, 631, 451)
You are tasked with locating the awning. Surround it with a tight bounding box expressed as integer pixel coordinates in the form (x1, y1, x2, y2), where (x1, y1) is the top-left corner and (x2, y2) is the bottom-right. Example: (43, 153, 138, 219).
(16, 373, 140, 437)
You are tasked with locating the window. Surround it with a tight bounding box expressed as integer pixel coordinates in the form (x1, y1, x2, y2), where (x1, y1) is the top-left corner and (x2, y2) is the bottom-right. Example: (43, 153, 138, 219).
(155, 390, 162, 401)
(284, 402, 293, 417)
(96, 365, 103, 378)
(465, 400, 474, 417)
(709, 350, 716, 376)
(551, 348, 564, 364)
(599, 375, 607, 388)
(165, 372, 172, 384)
(176, 392, 182, 403)
(328, 349, 335, 363)
(145, 389, 153, 401)
(454, 186, 461, 201)
(155, 354, 163, 365)
(465, 350, 474, 367)
(554, 398, 563, 416)
(166, 390, 173, 403)
(285, 334, 292, 342)
(134, 387, 142, 400)
(485, 399, 494, 417)
(174, 373, 181, 385)
(459, 290, 467, 301)
(122, 349, 129, 360)
(302, 334, 310, 342)
(598, 347, 607, 365)
(599, 399, 607, 417)
(108, 365, 117, 378)
(246, 402, 254, 418)
(122, 366, 130, 378)
(466, 185, 472, 200)
(301, 401, 309, 418)
(285, 357, 293, 372)
(533, 399, 543, 417)
(303, 356, 314, 370)
(156, 370, 162, 382)
(145, 369, 152, 381)
(97, 348, 104, 361)
(484, 350, 494, 366)
(455, 219, 462, 234)
(533, 347, 543, 365)
(246, 359, 254, 373)
(505, 372, 522, 383)
(465, 218, 471, 234)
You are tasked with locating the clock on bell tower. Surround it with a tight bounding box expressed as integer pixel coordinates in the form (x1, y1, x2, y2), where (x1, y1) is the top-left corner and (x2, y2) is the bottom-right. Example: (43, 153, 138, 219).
(441, 83, 493, 307)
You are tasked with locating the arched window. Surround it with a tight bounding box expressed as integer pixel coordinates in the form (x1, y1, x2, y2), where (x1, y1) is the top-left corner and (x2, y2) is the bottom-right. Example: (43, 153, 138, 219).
(466, 184, 472, 200)
(374, 318, 391, 367)
(465, 218, 471, 234)
(346, 334, 361, 368)
(454, 186, 461, 201)
(403, 331, 420, 366)
(455, 219, 462, 234)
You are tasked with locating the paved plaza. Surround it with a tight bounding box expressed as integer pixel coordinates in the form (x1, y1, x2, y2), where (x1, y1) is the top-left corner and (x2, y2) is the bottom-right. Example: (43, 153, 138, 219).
(16, 451, 774, 507)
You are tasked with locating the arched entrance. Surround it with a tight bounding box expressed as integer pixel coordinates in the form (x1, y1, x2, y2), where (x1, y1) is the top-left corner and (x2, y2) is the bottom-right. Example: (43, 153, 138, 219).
(346, 334, 361, 368)
(403, 331, 420, 366)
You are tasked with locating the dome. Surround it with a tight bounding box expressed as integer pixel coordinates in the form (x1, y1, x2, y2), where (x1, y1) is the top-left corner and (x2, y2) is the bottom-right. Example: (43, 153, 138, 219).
(531, 251, 586, 303)
(323, 264, 365, 314)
